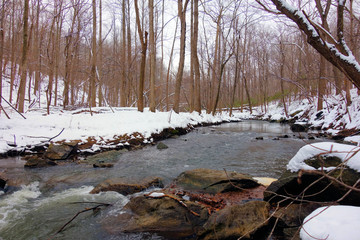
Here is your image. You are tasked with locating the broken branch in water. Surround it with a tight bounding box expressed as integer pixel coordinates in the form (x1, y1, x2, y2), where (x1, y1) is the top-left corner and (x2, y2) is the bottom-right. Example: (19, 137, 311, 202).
(49, 202, 112, 240)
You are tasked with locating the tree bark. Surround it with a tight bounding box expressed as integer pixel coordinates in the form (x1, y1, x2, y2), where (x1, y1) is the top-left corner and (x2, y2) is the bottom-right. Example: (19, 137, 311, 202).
(120, 0, 126, 107)
(134, 0, 148, 112)
(17, 0, 30, 113)
(0, 0, 5, 112)
(173, 0, 190, 113)
(149, 0, 156, 112)
(90, 0, 97, 108)
(193, 0, 201, 113)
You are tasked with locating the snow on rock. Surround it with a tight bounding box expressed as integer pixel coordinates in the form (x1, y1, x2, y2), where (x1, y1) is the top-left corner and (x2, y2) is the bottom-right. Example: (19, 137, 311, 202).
(287, 142, 360, 172)
(300, 205, 360, 240)
(345, 136, 360, 146)
(149, 192, 165, 198)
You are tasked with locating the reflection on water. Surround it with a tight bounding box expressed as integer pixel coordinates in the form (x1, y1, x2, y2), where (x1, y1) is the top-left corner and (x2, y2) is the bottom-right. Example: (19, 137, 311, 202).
(215, 120, 293, 134)
(0, 120, 321, 239)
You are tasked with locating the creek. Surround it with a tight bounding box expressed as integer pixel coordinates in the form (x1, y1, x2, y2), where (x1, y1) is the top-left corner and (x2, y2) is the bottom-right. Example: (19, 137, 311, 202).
(0, 120, 320, 240)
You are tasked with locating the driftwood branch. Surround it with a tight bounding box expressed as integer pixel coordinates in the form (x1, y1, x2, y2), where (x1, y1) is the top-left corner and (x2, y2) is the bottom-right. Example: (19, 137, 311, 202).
(49, 202, 112, 240)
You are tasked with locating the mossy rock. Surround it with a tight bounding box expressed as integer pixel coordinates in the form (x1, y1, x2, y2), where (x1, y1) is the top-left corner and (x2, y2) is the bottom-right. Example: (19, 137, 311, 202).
(173, 168, 260, 194)
(121, 195, 208, 239)
(198, 201, 270, 240)
(304, 156, 342, 169)
(90, 176, 163, 195)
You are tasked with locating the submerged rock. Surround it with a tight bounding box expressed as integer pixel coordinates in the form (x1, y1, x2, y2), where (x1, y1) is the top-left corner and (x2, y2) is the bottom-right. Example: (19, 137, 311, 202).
(156, 142, 168, 150)
(85, 150, 124, 165)
(90, 177, 164, 195)
(93, 163, 114, 168)
(198, 201, 270, 240)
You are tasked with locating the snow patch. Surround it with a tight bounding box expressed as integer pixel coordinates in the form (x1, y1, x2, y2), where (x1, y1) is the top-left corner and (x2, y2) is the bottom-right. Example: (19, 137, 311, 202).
(287, 142, 360, 172)
(300, 205, 360, 240)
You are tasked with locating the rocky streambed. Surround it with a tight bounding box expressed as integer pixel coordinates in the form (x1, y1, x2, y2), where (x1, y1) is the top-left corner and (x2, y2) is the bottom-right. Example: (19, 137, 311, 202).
(87, 163, 360, 240)
(1, 120, 358, 240)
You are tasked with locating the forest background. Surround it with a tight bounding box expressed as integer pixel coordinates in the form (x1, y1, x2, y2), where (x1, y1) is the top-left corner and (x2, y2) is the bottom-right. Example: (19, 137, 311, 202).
(0, 0, 359, 117)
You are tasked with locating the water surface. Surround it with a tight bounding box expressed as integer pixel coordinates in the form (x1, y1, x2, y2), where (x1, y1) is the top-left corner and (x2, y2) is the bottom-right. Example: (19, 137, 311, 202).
(0, 120, 319, 240)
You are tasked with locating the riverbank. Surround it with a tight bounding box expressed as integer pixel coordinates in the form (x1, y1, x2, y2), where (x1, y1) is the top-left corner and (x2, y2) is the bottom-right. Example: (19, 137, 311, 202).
(0, 108, 243, 158)
(252, 88, 360, 138)
(1, 88, 360, 158)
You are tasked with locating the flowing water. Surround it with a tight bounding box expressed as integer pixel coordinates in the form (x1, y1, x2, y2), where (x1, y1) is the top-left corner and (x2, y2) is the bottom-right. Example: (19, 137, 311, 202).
(0, 120, 320, 240)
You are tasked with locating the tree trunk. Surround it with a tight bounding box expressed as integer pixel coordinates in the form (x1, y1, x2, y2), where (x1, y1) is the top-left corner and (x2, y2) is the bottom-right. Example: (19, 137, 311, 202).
(17, 0, 30, 113)
(33, 0, 41, 97)
(98, 0, 103, 107)
(0, 0, 5, 112)
(149, 0, 156, 112)
(165, 18, 178, 111)
(317, 55, 325, 111)
(279, 41, 289, 118)
(126, 0, 132, 105)
(173, 0, 190, 113)
(120, 0, 126, 107)
(134, 0, 148, 112)
(193, 0, 201, 114)
(189, 0, 194, 112)
(90, 0, 97, 108)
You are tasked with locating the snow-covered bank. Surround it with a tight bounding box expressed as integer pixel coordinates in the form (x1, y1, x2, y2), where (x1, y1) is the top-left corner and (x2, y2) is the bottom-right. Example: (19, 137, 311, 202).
(0, 108, 241, 155)
(251, 88, 360, 136)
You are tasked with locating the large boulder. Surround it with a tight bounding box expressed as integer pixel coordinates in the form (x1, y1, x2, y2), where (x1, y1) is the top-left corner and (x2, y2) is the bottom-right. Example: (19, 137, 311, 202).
(198, 201, 270, 240)
(173, 168, 260, 194)
(271, 202, 327, 240)
(264, 156, 360, 206)
(116, 194, 209, 239)
(44, 142, 78, 160)
(90, 177, 163, 195)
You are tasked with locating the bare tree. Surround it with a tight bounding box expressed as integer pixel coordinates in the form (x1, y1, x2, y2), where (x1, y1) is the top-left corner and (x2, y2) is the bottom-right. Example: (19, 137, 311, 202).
(149, 0, 156, 112)
(173, 0, 190, 113)
(258, 0, 360, 90)
(134, 0, 148, 112)
(192, 0, 201, 113)
(120, 0, 126, 107)
(90, 0, 97, 108)
(17, 0, 30, 113)
(0, 0, 6, 113)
